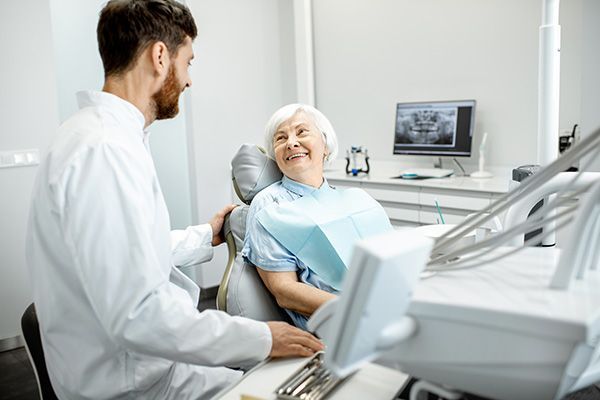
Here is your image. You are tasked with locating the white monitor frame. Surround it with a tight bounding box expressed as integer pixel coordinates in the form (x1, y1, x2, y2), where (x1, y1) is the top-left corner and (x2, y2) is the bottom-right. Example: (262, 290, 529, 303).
(323, 230, 433, 378)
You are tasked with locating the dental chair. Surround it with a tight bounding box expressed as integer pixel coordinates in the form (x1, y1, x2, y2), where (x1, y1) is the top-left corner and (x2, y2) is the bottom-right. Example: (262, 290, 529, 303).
(216, 144, 292, 323)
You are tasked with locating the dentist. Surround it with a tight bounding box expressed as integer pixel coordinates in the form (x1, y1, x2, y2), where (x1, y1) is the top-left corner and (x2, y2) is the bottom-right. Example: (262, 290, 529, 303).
(26, 1, 322, 399)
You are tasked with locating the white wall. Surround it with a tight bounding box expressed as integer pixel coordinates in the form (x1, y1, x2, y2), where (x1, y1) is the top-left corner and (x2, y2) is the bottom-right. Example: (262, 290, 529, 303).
(0, 2, 298, 342)
(49, 0, 193, 230)
(0, 0, 59, 342)
(581, 0, 600, 171)
(49, 0, 105, 122)
(186, 0, 297, 287)
(0, 0, 201, 342)
(312, 0, 583, 170)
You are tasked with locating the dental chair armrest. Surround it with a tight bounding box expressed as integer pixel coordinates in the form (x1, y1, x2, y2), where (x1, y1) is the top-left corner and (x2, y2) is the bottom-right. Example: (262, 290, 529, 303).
(216, 213, 236, 312)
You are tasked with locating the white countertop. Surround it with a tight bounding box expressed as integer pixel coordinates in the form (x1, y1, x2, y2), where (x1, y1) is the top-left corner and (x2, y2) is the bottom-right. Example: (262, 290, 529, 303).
(217, 356, 408, 400)
(324, 160, 511, 194)
(325, 170, 510, 194)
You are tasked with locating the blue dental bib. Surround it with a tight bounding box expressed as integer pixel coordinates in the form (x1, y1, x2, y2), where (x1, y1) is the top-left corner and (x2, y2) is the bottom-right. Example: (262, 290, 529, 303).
(255, 187, 392, 290)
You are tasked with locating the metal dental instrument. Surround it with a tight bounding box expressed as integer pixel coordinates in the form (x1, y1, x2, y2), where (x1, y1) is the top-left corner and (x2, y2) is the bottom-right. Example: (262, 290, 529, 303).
(276, 352, 348, 400)
(283, 358, 322, 395)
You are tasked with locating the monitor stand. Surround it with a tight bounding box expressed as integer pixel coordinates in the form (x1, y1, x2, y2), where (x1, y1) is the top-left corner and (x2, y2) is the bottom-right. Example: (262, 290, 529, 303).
(433, 157, 467, 177)
(394, 157, 456, 179)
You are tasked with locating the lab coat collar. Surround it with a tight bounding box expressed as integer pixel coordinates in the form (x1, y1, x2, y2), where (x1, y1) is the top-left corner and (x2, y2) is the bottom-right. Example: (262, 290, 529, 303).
(77, 91, 148, 140)
(281, 175, 333, 197)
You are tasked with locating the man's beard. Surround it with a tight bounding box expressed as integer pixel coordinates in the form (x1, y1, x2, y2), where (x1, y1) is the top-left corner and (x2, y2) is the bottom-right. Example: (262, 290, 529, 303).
(152, 65, 182, 120)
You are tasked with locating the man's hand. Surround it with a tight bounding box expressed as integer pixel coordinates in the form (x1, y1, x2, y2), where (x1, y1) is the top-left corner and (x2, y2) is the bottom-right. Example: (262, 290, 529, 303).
(267, 321, 324, 358)
(208, 204, 237, 246)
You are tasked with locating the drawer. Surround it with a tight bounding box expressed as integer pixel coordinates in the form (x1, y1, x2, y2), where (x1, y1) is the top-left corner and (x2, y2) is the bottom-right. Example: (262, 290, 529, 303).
(383, 205, 419, 223)
(419, 210, 468, 225)
(393, 221, 420, 228)
(420, 191, 491, 212)
(363, 187, 419, 205)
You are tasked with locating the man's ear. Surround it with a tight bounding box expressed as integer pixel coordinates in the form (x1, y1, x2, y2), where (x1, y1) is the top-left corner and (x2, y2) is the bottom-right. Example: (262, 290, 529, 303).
(150, 41, 170, 77)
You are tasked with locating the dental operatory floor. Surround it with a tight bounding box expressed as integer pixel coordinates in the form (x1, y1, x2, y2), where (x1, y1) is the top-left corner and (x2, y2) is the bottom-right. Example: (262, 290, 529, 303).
(1, 287, 600, 400)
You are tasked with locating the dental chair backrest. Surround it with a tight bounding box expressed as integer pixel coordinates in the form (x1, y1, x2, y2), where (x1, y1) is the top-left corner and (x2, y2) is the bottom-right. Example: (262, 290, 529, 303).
(216, 144, 292, 322)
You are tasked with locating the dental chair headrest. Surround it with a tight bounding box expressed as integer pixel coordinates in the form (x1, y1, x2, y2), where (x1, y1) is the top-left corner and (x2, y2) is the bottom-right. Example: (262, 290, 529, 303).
(231, 144, 283, 204)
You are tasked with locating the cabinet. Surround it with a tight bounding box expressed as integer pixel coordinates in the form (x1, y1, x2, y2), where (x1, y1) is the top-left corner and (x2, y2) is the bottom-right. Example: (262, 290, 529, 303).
(324, 170, 510, 227)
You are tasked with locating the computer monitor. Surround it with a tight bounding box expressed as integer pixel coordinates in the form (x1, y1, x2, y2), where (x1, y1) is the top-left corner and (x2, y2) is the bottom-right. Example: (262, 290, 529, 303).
(393, 100, 475, 157)
(323, 230, 433, 378)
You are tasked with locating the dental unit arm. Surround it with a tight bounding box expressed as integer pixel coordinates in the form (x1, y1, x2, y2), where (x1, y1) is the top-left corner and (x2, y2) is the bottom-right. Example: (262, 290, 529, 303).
(307, 126, 600, 400)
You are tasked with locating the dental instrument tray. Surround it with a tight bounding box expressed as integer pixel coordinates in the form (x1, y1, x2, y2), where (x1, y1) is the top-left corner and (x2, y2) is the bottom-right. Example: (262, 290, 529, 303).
(275, 352, 350, 400)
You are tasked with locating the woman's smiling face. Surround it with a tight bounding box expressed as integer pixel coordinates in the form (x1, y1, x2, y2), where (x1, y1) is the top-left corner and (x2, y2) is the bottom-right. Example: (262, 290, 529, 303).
(272, 111, 327, 187)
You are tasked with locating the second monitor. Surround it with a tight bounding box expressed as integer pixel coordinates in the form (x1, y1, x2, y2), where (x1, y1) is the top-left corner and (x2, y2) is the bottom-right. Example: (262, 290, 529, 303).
(393, 100, 475, 158)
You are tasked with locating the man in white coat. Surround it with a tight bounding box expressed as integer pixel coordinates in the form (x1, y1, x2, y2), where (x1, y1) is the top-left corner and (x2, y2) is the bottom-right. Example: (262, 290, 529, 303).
(26, 1, 323, 399)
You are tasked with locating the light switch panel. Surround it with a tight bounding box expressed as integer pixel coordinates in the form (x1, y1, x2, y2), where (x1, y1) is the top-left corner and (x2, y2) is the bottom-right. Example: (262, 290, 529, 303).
(0, 149, 40, 169)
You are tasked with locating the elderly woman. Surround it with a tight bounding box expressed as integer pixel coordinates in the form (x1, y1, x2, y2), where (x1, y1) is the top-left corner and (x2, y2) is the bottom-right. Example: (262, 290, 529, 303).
(241, 104, 391, 329)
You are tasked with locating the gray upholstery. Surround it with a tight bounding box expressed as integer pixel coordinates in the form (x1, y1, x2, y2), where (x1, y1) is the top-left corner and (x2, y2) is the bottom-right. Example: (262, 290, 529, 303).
(231, 144, 282, 204)
(225, 206, 290, 321)
(217, 144, 291, 323)
(228, 204, 249, 250)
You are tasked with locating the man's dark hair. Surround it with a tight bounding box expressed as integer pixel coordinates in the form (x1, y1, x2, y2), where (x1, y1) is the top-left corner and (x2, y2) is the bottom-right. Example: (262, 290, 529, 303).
(97, 0, 197, 77)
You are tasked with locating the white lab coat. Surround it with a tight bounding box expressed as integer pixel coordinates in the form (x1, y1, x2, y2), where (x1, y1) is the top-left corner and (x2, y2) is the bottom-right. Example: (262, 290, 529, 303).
(26, 91, 272, 399)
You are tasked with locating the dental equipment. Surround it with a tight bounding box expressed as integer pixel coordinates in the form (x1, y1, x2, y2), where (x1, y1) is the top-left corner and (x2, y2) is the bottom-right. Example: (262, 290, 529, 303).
(309, 126, 600, 400)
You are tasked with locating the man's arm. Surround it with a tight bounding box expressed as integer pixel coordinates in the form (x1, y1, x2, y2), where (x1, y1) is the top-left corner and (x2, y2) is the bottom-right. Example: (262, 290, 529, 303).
(62, 144, 319, 366)
(257, 268, 336, 316)
(170, 204, 237, 267)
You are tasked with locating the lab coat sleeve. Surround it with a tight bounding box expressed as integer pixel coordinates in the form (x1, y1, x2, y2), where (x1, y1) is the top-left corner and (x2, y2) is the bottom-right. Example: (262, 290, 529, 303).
(171, 224, 214, 267)
(57, 143, 271, 366)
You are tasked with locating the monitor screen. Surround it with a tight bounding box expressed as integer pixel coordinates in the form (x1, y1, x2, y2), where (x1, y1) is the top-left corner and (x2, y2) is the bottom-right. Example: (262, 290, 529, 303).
(323, 230, 433, 378)
(393, 100, 475, 157)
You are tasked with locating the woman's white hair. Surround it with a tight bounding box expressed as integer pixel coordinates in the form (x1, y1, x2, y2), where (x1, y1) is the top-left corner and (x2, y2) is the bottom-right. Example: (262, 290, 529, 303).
(264, 103, 338, 167)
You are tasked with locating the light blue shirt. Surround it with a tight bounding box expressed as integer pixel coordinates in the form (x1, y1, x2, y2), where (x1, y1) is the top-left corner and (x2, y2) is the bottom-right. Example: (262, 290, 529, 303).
(241, 175, 339, 329)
